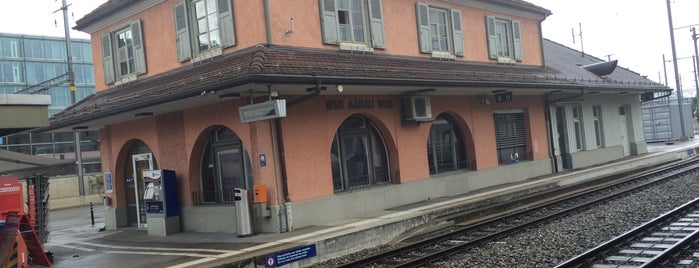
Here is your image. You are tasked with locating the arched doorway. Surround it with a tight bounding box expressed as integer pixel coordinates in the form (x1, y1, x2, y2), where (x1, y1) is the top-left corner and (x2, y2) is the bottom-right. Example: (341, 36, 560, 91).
(123, 140, 157, 227)
(330, 115, 390, 192)
(194, 126, 252, 204)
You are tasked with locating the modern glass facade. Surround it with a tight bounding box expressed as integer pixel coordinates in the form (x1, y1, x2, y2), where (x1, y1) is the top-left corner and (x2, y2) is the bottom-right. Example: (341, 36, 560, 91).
(0, 33, 100, 173)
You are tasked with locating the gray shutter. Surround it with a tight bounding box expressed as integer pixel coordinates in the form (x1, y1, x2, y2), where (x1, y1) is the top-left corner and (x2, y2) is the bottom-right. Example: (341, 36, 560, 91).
(485, 16, 497, 59)
(416, 2, 431, 53)
(319, 0, 338, 44)
(218, 0, 236, 47)
(494, 113, 526, 148)
(451, 9, 464, 56)
(174, 2, 191, 62)
(368, 0, 385, 49)
(512, 20, 522, 61)
(131, 20, 147, 74)
(101, 33, 115, 84)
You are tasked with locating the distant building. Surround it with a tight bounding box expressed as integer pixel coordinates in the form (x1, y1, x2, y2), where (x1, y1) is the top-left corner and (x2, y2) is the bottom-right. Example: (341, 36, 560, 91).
(0, 33, 100, 174)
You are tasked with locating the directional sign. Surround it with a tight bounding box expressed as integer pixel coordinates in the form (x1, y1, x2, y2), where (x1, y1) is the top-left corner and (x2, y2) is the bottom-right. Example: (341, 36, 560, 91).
(239, 99, 287, 123)
(495, 92, 513, 103)
(265, 244, 317, 267)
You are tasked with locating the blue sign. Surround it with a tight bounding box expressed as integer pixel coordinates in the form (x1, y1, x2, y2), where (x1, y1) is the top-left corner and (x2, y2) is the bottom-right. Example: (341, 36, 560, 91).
(146, 201, 163, 213)
(259, 154, 267, 167)
(265, 244, 316, 267)
(104, 172, 113, 193)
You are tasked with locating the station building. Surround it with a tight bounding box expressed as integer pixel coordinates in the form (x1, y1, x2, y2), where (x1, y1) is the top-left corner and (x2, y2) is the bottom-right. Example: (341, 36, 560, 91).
(44, 0, 669, 234)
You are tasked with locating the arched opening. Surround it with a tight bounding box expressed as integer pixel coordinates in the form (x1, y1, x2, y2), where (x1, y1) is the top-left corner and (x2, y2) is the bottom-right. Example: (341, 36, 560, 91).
(330, 115, 390, 192)
(427, 113, 470, 175)
(193, 126, 253, 205)
(122, 140, 157, 227)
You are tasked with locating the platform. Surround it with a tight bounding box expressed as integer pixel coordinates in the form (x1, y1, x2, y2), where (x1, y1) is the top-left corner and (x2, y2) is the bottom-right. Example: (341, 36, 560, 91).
(43, 138, 699, 268)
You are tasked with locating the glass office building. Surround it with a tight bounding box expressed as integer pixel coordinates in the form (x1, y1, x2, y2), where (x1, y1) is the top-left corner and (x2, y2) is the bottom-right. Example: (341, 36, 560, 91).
(0, 33, 100, 173)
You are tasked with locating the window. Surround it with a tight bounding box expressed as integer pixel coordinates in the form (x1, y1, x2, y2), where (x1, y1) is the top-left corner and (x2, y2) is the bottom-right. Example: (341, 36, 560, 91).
(494, 111, 527, 164)
(486, 16, 522, 62)
(196, 127, 251, 204)
(0, 38, 20, 58)
(416, 3, 463, 57)
(427, 114, 469, 175)
(174, 0, 236, 62)
(320, 0, 385, 50)
(331, 116, 390, 192)
(102, 20, 146, 84)
(572, 106, 583, 150)
(593, 106, 603, 147)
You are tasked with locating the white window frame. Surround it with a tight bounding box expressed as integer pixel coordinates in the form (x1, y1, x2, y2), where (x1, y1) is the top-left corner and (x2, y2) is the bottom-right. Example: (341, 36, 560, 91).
(416, 2, 464, 58)
(174, 0, 236, 63)
(486, 15, 522, 62)
(593, 106, 603, 147)
(115, 27, 136, 78)
(572, 106, 583, 150)
(320, 0, 385, 52)
(101, 20, 146, 85)
(10, 40, 18, 58)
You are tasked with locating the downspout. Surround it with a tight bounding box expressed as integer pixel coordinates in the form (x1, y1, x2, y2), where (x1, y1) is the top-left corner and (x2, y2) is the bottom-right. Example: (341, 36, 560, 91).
(264, 0, 272, 44)
(274, 82, 324, 231)
(545, 94, 558, 173)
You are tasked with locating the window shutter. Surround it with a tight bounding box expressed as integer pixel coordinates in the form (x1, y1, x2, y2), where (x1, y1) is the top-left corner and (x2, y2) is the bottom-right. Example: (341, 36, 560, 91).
(485, 15, 497, 59)
(218, 0, 236, 48)
(416, 2, 431, 53)
(131, 20, 147, 75)
(319, 0, 338, 44)
(101, 33, 115, 84)
(367, 0, 386, 49)
(451, 9, 464, 56)
(494, 112, 526, 149)
(512, 20, 523, 61)
(174, 2, 191, 62)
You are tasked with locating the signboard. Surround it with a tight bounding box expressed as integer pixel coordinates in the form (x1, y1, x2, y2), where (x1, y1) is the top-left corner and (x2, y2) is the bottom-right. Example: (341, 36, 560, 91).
(104, 172, 113, 193)
(146, 201, 164, 214)
(259, 154, 267, 167)
(495, 92, 513, 103)
(265, 244, 317, 267)
(239, 99, 287, 123)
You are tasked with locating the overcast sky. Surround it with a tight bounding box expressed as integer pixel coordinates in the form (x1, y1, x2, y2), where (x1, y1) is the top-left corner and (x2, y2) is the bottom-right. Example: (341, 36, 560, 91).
(2, 0, 699, 96)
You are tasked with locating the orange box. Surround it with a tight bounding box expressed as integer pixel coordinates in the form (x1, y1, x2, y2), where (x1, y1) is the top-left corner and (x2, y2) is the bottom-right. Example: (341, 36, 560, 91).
(253, 184, 267, 203)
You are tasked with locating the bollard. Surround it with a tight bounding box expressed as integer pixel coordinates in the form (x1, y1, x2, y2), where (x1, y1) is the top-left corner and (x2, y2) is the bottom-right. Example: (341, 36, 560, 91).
(90, 202, 95, 226)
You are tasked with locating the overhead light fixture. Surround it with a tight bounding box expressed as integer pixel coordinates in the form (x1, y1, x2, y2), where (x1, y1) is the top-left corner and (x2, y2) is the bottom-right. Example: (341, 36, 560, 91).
(134, 112, 154, 117)
(306, 86, 327, 92)
(492, 89, 506, 94)
(549, 90, 563, 94)
(588, 91, 600, 95)
(336, 85, 344, 93)
(72, 126, 88, 130)
(418, 88, 436, 93)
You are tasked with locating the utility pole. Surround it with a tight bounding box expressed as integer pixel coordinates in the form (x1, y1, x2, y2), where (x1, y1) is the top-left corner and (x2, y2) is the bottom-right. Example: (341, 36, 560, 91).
(667, 0, 688, 140)
(57, 0, 84, 196)
(692, 27, 699, 119)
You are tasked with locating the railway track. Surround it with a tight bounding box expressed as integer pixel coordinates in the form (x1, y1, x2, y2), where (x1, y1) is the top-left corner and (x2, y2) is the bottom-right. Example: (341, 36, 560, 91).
(337, 157, 699, 268)
(556, 198, 699, 268)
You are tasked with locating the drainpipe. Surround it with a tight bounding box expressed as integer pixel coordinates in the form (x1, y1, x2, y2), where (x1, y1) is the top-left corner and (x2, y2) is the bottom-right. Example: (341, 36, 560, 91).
(264, 0, 272, 44)
(545, 94, 558, 173)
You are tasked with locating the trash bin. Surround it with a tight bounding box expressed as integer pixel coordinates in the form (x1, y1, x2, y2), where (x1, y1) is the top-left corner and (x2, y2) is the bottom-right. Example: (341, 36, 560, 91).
(234, 188, 254, 237)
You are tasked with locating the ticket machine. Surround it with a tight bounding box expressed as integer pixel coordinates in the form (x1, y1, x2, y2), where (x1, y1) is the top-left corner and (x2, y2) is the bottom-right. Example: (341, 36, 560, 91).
(142, 170, 180, 236)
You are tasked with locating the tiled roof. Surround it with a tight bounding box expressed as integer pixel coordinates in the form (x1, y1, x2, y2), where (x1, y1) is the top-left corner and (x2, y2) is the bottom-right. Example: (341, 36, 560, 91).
(47, 44, 669, 130)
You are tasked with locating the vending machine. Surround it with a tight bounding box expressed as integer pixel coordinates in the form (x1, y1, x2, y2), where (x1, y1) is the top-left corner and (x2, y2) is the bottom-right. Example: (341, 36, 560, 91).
(142, 170, 180, 236)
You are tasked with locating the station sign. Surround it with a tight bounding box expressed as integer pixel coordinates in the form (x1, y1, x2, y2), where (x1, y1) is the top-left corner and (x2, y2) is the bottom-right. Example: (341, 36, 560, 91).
(495, 92, 513, 103)
(239, 99, 287, 123)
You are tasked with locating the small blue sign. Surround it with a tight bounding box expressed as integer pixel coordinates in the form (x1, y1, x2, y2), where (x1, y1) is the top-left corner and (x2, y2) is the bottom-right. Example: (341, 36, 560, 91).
(146, 201, 163, 213)
(265, 244, 316, 267)
(259, 154, 267, 167)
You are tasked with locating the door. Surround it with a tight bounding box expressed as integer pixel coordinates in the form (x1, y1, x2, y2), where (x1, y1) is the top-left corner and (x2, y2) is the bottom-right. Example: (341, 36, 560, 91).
(214, 146, 244, 202)
(619, 107, 630, 156)
(555, 107, 571, 169)
(131, 153, 153, 227)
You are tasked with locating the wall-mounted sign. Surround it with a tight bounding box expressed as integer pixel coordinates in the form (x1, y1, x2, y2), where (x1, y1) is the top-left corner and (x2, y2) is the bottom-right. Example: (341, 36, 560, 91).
(265, 244, 317, 267)
(239, 99, 287, 123)
(104, 172, 113, 193)
(259, 154, 267, 167)
(495, 92, 513, 103)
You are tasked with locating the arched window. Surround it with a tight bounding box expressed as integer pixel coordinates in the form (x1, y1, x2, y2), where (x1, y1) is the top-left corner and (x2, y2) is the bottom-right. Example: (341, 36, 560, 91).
(427, 114, 468, 175)
(330, 116, 390, 192)
(196, 127, 251, 204)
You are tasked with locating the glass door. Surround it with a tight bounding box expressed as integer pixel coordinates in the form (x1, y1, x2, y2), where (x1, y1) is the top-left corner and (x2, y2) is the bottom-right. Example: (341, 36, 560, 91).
(132, 153, 153, 227)
(214, 146, 244, 202)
